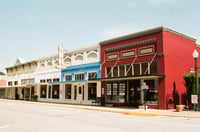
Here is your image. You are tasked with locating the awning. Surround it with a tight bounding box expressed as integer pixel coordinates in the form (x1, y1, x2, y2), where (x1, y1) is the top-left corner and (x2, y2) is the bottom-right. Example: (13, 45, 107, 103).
(88, 74, 165, 82)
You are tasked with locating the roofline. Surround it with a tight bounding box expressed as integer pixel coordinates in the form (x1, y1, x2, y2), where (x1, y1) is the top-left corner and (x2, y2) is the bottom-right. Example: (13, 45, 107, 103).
(6, 60, 37, 69)
(100, 26, 196, 45)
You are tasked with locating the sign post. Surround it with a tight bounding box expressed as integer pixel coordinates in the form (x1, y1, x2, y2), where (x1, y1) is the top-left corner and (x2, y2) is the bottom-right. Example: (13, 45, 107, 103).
(141, 82, 149, 111)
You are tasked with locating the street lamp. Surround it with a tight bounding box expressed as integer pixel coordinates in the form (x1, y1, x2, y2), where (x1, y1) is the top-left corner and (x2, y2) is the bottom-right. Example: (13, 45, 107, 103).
(193, 49, 199, 111)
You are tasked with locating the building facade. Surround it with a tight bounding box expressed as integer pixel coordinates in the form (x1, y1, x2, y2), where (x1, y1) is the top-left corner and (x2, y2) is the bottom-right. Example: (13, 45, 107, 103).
(60, 44, 101, 105)
(5, 58, 37, 100)
(99, 26, 197, 109)
(2, 26, 199, 110)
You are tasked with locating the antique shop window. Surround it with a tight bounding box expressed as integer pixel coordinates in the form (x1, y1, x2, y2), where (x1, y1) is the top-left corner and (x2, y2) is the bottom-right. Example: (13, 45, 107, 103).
(52, 85, 60, 99)
(40, 85, 47, 98)
(88, 83, 97, 100)
(65, 84, 71, 99)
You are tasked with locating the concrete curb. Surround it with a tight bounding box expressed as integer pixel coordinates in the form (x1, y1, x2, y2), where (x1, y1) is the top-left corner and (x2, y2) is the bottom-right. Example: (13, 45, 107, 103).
(1, 99, 200, 118)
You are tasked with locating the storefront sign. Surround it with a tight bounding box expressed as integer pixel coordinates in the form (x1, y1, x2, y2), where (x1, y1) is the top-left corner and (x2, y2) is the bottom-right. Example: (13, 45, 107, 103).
(191, 95, 198, 104)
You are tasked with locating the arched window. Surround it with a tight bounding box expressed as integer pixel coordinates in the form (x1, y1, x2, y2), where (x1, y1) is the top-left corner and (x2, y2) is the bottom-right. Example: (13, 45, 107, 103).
(87, 52, 97, 59)
(75, 55, 83, 61)
(64, 58, 71, 64)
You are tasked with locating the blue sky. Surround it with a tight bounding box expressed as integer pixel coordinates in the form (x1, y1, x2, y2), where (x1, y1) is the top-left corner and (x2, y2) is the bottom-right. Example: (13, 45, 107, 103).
(0, 0, 200, 73)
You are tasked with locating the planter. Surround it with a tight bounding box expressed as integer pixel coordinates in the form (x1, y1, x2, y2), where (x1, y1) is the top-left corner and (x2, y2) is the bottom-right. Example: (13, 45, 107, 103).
(176, 105, 184, 112)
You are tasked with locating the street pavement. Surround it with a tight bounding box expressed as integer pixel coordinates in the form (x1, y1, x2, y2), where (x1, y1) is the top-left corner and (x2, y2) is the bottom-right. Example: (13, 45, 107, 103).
(1, 99, 200, 118)
(1, 99, 200, 132)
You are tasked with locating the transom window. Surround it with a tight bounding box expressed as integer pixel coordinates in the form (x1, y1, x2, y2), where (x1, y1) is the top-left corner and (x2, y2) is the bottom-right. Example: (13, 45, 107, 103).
(106, 61, 158, 77)
(75, 73, 84, 80)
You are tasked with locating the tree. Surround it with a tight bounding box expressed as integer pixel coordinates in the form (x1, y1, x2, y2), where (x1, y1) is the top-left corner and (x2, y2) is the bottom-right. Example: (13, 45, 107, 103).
(0, 72, 5, 75)
(183, 73, 200, 110)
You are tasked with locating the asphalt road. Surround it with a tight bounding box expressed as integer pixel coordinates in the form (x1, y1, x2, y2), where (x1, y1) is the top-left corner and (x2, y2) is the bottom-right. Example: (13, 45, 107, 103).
(0, 101, 200, 132)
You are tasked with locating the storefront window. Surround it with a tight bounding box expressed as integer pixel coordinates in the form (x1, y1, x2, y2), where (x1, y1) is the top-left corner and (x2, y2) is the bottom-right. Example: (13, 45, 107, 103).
(40, 85, 47, 98)
(88, 83, 96, 100)
(65, 84, 71, 99)
(106, 82, 127, 103)
(52, 85, 60, 99)
(48, 85, 51, 98)
(144, 79, 158, 104)
(74, 85, 77, 100)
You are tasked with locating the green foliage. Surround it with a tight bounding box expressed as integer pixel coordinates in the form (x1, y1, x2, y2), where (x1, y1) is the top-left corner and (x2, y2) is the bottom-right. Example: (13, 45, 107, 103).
(183, 73, 200, 110)
(0, 72, 5, 75)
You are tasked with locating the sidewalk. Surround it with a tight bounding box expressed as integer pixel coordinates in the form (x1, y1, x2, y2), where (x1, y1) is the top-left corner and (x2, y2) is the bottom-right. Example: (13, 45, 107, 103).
(1, 99, 200, 118)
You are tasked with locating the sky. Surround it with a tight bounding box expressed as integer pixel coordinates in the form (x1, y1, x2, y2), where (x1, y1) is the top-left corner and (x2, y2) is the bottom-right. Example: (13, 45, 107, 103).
(0, 0, 200, 73)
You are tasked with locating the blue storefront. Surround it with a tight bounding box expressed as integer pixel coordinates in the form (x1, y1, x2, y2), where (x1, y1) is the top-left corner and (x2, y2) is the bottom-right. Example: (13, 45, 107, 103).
(61, 62, 101, 105)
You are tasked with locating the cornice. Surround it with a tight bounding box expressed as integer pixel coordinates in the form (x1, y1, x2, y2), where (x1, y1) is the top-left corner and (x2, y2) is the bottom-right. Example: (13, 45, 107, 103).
(100, 26, 196, 45)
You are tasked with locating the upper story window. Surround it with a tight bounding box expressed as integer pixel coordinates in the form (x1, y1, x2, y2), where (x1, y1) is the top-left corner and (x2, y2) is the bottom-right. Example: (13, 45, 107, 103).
(8, 81, 12, 86)
(75, 73, 84, 81)
(14, 81, 18, 85)
(65, 74, 72, 81)
(53, 78, 60, 82)
(47, 79, 52, 83)
(40, 80, 46, 83)
(88, 72, 97, 80)
(105, 61, 158, 77)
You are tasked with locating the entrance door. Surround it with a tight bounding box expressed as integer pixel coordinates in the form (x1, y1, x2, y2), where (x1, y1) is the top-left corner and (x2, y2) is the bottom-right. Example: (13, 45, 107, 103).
(129, 80, 140, 107)
(74, 85, 84, 103)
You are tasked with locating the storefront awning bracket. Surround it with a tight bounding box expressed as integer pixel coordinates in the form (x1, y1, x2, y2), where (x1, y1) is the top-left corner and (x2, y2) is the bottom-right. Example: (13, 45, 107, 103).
(126, 55, 138, 75)
(144, 53, 157, 74)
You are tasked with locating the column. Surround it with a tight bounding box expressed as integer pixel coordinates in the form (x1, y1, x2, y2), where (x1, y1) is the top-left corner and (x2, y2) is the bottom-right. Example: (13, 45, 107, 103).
(140, 80, 144, 104)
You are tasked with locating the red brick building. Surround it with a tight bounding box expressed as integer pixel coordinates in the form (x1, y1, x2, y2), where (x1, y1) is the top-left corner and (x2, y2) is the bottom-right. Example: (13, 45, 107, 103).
(99, 26, 197, 109)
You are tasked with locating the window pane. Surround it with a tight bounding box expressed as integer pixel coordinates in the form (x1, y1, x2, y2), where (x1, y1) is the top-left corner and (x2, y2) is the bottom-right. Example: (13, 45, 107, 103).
(126, 64, 132, 76)
(65, 84, 71, 99)
(52, 85, 59, 99)
(88, 83, 97, 100)
(40, 85, 47, 98)
(150, 61, 158, 74)
(88, 72, 97, 79)
(119, 65, 125, 76)
(106, 67, 111, 78)
(144, 80, 158, 104)
(65, 75, 72, 81)
(142, 62, 148, 75)
(113, 66, 118, 77)
(134, 64, 140, 75)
